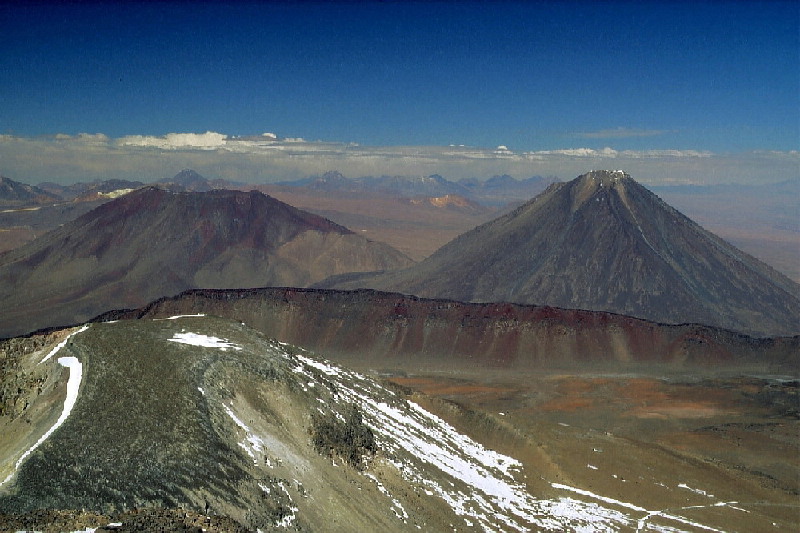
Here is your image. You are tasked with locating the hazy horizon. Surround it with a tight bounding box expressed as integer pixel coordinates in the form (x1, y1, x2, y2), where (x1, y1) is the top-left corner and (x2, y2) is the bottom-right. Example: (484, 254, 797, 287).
(0, 131, 797, 187)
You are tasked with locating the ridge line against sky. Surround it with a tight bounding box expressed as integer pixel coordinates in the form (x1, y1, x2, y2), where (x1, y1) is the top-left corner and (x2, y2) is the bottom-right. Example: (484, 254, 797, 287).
(0, 1, 797, 185)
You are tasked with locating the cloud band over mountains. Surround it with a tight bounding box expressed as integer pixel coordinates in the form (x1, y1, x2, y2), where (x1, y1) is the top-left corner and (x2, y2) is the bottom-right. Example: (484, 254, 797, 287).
(0, 131, 797, 185)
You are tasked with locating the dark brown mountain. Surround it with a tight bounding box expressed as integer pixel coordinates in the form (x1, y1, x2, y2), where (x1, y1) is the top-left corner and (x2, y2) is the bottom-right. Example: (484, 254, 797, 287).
(322, 170, 800, 337)
(0, 187, 413, 338)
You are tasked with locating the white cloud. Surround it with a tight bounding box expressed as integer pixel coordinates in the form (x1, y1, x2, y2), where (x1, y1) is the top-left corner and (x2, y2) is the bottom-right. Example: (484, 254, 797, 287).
(529, 147, 619, 157)
(0, 132, 796, 186)
(117, 131, 228, 150)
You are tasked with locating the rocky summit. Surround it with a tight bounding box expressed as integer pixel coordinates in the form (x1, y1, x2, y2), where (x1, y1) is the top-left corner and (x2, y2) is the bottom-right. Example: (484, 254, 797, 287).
(323, 170, 800, 336)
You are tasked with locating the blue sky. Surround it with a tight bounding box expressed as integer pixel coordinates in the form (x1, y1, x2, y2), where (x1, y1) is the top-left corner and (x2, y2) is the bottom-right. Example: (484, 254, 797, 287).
(0, 1, 797, 184)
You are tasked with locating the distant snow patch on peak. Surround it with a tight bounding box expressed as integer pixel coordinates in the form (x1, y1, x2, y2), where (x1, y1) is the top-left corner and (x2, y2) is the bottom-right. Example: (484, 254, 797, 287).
(168, 332, 242, 351)
(98, 188, 134, 198)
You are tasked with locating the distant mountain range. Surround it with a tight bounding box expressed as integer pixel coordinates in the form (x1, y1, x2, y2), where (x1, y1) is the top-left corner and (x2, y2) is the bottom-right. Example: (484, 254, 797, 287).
(0, 187, 412, 338)
(155, 168, 245, 192)
(9, 170, 240, 205)
(0, 176, 61, 206)
(5, 169, 552, 209)
(278, 170, 556, 206)
(36, 178, 146, 202)
(321, 170, 800, 337)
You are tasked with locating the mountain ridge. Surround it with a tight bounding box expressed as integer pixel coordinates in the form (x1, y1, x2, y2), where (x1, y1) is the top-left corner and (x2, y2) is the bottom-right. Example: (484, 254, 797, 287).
(90, 287, 799, 373)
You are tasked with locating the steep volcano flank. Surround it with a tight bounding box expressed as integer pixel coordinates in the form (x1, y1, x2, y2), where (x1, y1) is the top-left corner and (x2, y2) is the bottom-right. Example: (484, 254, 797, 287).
(333, 171, 800, 336)
(0, 188, 412, 338)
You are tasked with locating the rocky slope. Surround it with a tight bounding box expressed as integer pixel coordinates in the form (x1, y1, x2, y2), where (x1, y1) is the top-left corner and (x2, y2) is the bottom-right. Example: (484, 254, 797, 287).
(322, 170, 800, 337)
(96, 288, 799, 374)
(0, 188, 412, 338)
(2, 316, 792, 532)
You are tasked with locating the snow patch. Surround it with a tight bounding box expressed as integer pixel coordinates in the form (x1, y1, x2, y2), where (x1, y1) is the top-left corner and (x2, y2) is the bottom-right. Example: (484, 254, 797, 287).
(274, 480, 299, 528)
(363, 472, 408, 521)
(222, 404, 264, 465)
(1, 357, 84, 487)
(40, 325, 89, 364)
(678, 483, 715, 498)
(168, 332, 241, 351)
(295, 353, 340, 376)
(554, 483, 726, 533)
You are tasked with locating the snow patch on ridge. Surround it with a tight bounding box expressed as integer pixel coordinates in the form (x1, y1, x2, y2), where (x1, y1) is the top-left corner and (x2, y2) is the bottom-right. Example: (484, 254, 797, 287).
(40, 325, 89, 364)
(168, 332, 242, 351)
(160, 314, 207, 320)
(2, 338, 86, 488)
